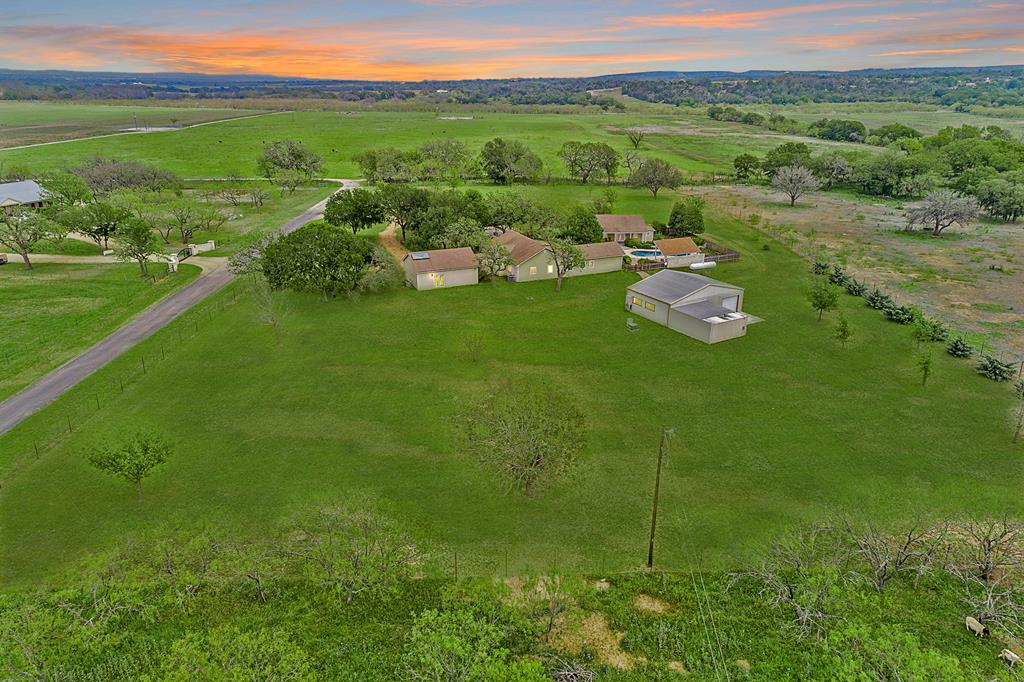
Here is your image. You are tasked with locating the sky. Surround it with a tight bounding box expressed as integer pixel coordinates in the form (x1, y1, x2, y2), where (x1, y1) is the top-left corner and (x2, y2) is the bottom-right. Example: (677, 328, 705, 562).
(1, 1, 1022, 80)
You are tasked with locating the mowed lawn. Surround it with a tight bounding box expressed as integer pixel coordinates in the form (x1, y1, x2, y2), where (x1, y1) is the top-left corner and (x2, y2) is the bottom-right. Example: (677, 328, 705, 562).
(0, 208, 1020, 586)
(0, 263, 200, 402)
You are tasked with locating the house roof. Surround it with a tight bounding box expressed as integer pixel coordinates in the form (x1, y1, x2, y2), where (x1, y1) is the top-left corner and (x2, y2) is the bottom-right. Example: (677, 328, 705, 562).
(654, 237, 701, 256)
(0, 180, 46, 207)
(493, 229, 547, 265)
(403, 247, 478, 273)
(580, 241, 625, 260)
(627, 269, 742, 304)
(675, 300, 742, 321)
(596, 214, 650, 234)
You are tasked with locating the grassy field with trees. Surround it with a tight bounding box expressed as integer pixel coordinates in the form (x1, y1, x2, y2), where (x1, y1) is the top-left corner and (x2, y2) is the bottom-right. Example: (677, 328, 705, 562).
(1, 195, 1020, 586)
(3, 99, 1024, 679)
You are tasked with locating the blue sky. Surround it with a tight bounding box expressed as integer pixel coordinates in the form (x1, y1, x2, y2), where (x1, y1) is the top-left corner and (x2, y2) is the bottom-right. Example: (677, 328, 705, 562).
(1, 1, 1021, 79)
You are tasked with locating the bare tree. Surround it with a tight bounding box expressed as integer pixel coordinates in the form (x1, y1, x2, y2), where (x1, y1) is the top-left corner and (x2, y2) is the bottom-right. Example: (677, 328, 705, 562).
(905, 190, 980, 236)
(287, 506, 420, 604)
(950, 517, 1024, 583)
(730, 524, 840, 638)
(843, 520, 934, 593)
(248, 188, 268, 209)
(460, 379, 586, 496)
(626, 128, 646, 149)
(772, 165, 820, 207)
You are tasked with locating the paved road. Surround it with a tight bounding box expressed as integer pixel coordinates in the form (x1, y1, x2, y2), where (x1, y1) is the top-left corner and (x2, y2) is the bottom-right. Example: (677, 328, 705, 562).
(0, 181, 356, 436)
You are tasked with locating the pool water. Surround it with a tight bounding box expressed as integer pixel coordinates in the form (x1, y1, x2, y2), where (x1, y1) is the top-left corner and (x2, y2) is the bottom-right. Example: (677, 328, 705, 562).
(630, 250, 663, 258)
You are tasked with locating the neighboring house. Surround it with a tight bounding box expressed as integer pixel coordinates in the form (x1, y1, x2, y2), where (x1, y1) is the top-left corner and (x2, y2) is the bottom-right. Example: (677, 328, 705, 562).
(625, 270, 749, 344)
(597, 214, 654, 243)
(577, 241, 627, 276)
(495, 229, 552, 282)
(654, 237, 705, 268)
(403, 247, 479, 290)
(0, 180, 49, 212)
(494, 229, 624, 282)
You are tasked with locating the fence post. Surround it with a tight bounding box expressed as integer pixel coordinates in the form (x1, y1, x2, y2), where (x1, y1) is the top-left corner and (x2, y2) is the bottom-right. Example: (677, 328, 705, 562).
(33, 442, 39, 459)
(67, 415, 73, 433)
(141, 356, 146, 374)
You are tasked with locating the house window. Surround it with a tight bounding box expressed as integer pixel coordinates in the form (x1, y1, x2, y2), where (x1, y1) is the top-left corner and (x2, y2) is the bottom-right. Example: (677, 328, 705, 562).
(546, 264, 554, 274)
(587, 260, 595, 269)
(430, 272, 445, 287)
(529, 266, 537, 275)
(631, 296, 641, 306)
(644, 302, 656, 312)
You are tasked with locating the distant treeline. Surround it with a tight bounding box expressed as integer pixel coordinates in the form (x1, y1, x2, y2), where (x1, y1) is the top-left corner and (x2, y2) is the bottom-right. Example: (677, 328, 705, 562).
(3, 66, 1024, 107)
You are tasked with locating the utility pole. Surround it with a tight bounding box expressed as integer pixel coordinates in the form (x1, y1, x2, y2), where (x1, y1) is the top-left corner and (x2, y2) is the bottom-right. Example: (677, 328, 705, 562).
(647, 426, 673, 569)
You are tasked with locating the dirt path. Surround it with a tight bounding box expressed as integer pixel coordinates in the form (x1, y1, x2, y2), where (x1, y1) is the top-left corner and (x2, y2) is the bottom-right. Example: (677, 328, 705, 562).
(0, 111, 288, 152)
(0, 181, 356, 437)
(378, 224, 409, 262)
(22, 254, 228, 274)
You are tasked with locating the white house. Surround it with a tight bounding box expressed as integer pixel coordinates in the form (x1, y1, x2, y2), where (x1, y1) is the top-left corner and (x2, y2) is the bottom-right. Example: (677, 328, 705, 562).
(625, 270, 749, 344)
(403, 247, 479, 290)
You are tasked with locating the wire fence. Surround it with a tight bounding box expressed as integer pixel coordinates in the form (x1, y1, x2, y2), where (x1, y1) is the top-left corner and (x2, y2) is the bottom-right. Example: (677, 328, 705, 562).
(0, 282, 248, 489)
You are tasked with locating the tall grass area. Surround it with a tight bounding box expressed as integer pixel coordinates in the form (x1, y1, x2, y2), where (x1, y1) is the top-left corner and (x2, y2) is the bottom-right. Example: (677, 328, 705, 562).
(0, 263, 200, 402)
(0, 204, 1019, 586)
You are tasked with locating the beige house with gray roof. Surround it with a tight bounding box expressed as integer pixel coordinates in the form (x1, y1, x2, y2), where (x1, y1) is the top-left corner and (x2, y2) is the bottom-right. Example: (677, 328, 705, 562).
(403, 247, 479, 290)
(494, 230, 624, 282)
(626, 270, 749, 344)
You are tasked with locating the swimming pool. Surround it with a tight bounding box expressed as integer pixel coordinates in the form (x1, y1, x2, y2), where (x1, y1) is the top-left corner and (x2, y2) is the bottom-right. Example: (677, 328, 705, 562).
(629, 250, 663, 259)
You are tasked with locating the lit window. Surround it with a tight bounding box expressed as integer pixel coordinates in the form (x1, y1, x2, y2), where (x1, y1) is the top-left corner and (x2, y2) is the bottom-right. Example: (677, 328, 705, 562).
(631, 296, 641, 306)
(431, 272, 445, 287)
(547, 264, 554, 274)
(644, 302, 655, 312)
(529, 266, 537, 275)
(588, 260, 595, 268)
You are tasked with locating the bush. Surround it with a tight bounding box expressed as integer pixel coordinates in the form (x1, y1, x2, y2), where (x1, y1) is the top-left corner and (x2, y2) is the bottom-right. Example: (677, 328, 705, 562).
(947, 336, 974, 358)
(883, 304, 915, 325)
(864, 289, 894, 310)
(811, 260, 830, 275)
(844, 279, 867, 297)
(916, 318, 949, 343)
(828, 264, 850, 287)
(976, 355, 1016, 382)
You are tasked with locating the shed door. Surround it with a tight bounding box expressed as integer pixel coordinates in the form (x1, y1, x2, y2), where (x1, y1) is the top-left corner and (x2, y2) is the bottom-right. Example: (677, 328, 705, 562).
(722, 295, 739, 311)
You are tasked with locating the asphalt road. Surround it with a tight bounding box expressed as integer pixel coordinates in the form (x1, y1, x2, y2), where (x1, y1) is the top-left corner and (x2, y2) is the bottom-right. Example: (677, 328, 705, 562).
(0, 182, 355, 437)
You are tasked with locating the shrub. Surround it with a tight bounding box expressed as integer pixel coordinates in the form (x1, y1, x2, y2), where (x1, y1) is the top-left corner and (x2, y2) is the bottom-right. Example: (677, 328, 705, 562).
(864, 289, 894, 310)
(916, 318, 949, 343)
(844, 279, 867, 297)
(947, 336, 974, 358)
(828, 264, 850, 287)
(976, 355, 1016, 382)
(811, 260, 830, 275)
(883, 304, 915, 325)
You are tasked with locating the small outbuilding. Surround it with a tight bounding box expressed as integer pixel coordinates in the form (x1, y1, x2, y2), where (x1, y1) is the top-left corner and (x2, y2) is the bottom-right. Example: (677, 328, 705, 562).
(597, 214, 654, 243)
(0, 180, 49, 212)
(626, 270, 749, 344)
(403, 247, 479, 290)
(576, 241, 626, 276)
(653, 237, 705, 268)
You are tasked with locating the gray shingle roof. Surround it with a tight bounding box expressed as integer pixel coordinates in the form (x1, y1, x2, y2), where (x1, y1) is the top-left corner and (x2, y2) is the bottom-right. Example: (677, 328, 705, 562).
(0, 180, 45, 206)
(675, 301, 739, 321)
(627, 269, 740, 303)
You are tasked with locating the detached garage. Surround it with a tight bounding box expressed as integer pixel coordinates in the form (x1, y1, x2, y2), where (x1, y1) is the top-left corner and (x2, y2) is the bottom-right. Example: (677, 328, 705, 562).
(403, 247, 479, 290)
(625, 270, 750, 344)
